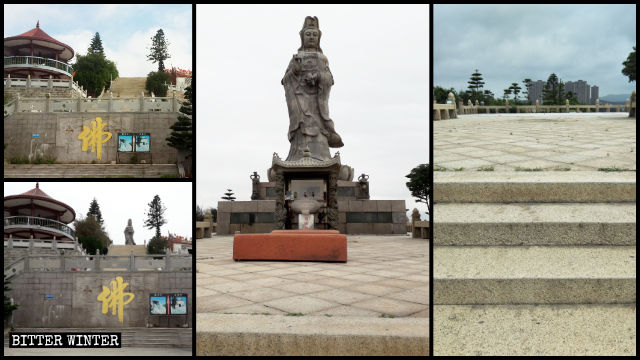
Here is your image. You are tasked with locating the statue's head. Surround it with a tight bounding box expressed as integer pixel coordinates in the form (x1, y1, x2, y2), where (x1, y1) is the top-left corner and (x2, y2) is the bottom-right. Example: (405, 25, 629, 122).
(298, 16, 322, 53)
(127, 218, 132, 226)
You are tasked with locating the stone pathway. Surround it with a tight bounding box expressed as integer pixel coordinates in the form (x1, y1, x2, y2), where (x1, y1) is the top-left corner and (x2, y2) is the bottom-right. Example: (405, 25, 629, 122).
(196, 235, 429, 318)
(434, 113, 636, 171)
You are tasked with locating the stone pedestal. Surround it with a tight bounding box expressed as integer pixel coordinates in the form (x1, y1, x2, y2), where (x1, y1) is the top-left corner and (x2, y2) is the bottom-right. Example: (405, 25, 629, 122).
(233, 230, 347, 262)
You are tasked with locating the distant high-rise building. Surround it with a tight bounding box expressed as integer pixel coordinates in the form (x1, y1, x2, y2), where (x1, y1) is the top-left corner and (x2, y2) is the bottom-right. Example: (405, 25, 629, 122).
(529, 78, 598, 105)
(527, 80, 545, 104)
(590, 85, 599, 104)
(564, 80, 592, 104)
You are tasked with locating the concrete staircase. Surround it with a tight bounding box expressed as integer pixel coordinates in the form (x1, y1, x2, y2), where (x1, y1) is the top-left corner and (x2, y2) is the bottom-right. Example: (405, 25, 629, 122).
(4, 164, 179, 178)
(433, 171, 636, 356)
(4, 328, 192, 348)
(109, 77, 149, 98)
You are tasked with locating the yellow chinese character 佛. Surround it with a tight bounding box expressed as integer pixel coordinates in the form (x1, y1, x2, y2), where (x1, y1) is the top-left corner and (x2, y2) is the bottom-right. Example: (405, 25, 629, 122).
(78, 117, 112, 160)
(97, 276, 135, 323)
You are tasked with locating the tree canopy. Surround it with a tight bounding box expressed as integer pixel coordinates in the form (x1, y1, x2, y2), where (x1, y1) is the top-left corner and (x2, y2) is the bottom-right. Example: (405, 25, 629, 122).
(88, 32, 104, 55)
(87, 198, 104, 225)
(221, 189, 236, 201)
(405, 163, 431, 215)
(145, 195, 167, 238)
(166, 85, 192, 154)
(74, 215, 110, 255)
(146, 235, 168, 255)
(147, 29, 171, 72)
(73, 52, 118, 97)
(622, 46, 636, 82)
(542, 73, 565, 105)
(145, 70, 171, 97)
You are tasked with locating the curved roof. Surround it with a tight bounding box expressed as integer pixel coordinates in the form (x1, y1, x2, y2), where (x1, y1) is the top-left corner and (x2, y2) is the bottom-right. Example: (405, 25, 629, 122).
(4, 183, 76, 223)
(4, 21, 75, 61)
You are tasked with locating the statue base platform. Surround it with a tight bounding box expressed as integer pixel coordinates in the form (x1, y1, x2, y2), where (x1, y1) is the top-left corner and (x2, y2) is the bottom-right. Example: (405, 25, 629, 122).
(233, 230, 347, 262)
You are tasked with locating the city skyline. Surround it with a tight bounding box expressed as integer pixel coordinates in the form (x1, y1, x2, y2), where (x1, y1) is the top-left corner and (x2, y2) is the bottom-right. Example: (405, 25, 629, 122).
(434, 4, 636, 99)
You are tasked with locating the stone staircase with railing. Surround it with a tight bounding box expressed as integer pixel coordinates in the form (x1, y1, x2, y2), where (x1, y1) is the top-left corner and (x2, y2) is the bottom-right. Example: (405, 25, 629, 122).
(4, 328, 192, 348)
(109, 77, 149, 98)
(432, 170, 636, 355)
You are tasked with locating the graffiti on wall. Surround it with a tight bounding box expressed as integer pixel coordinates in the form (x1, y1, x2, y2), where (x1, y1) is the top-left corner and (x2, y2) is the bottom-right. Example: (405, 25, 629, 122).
(78, 117, 112, 160)
(97, 276, 135, 323)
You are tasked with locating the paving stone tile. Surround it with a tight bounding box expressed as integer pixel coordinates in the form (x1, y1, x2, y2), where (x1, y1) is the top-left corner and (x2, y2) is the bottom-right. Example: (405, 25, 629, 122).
(263, 295, 339, 314)
(350, 297, 426, 317)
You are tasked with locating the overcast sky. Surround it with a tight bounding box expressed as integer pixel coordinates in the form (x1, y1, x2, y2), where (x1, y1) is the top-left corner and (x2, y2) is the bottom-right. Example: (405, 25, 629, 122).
(4, 182, 192, 245)
(434, 4, 636, 98)
(4, 4, 192, 77)
(196, 4, 429, 217)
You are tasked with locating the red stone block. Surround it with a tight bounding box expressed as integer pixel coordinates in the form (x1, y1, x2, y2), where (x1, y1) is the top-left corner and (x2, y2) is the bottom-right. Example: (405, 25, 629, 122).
(233, 230, 347, 262)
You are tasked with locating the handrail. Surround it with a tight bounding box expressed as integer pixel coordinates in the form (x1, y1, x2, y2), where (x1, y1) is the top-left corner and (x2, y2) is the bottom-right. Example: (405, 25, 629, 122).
(4, 56, 73, 76)
(4, 216, 75, 239)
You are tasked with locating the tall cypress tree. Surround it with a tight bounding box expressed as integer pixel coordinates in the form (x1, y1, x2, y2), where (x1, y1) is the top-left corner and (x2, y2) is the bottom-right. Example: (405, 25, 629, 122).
(147, 29, 171, 72)
(166, 85, 192, 154)
(87, 198, 104, 225)
(88, 32, 105, 55)
(144, 195, 167, 238)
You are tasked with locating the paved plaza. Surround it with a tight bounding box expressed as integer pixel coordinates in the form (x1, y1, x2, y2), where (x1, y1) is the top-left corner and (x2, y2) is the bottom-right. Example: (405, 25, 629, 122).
(435, 113, 636, 171)
(196, 235, 428, 318)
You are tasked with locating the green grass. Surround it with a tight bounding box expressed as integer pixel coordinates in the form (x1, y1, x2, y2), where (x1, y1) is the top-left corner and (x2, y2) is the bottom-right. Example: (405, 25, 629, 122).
(515, 167, 543, 172)
(477, 165, 494, 171)
(598, 166, 630, 172)
(434, 165, 447, 171)
(9, 156, 30, 164)
(453, 167, 464, 171)
(286, 312, 304, 317)
(380, 313, 396, 318)
(553, 167, 571, 171)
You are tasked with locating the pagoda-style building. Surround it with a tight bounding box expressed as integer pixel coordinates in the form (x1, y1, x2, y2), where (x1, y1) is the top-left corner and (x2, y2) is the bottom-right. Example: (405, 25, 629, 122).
(4, 183, 76, 242)
(4, 21, 75, 80)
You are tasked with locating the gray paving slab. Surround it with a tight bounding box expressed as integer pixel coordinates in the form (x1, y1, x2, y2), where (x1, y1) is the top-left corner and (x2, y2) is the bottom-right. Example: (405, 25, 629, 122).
(434, 171, 636, 203)
(433, 246, 636, 304)
(434, 113, 636, 171)
(433, 304, 636, 356)
(434, 203, 636, 245)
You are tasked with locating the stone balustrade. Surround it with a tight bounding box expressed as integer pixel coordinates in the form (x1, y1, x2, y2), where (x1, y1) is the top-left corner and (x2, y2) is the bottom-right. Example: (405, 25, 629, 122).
(5, 91, 180, 115)
(434, 93, 633, 120)
(5, 75, 87, 98)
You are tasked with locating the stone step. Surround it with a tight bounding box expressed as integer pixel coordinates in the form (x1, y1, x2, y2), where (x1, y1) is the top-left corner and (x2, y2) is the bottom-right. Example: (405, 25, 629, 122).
(196, 313, 429, 356)
(433, 304, 636, 356)
(434, 171, 636, 203)
(433, 246, 636, 305)
(434, 203, 636, 245)
(4, 164, 179, 178)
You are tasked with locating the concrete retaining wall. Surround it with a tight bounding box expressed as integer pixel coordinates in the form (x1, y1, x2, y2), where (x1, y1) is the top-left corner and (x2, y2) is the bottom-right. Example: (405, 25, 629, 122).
(4, 112, 178, 164)
(7, 272, 192, 328)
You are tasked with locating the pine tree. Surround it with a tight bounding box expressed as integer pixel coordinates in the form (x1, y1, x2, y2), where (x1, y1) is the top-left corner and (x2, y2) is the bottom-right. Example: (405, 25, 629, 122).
(166, 85, 192, 154)
(87, 198, 104, 225)
(144, 195, 167, 238)
(467, 69, 485, 92)
(88, 32, 105, 55)
(522, 78, 533, 104)
(147, 29, 171, 72)
(542, 73, 565, 105)
(221, 189, 236, 201)
(509, 82, 522, 103)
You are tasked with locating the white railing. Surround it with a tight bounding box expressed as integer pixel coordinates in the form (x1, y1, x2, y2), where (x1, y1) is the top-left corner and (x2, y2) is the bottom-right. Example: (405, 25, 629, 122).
(4, 216, 75, 240)
(5, 76, 88, 98)
(4, 56, 73, 77)
(6, 92, 181, 113)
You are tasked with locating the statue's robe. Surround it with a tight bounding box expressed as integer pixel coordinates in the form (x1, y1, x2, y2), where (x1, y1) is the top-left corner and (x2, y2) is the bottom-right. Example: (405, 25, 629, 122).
(282, 49, 343, 161)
